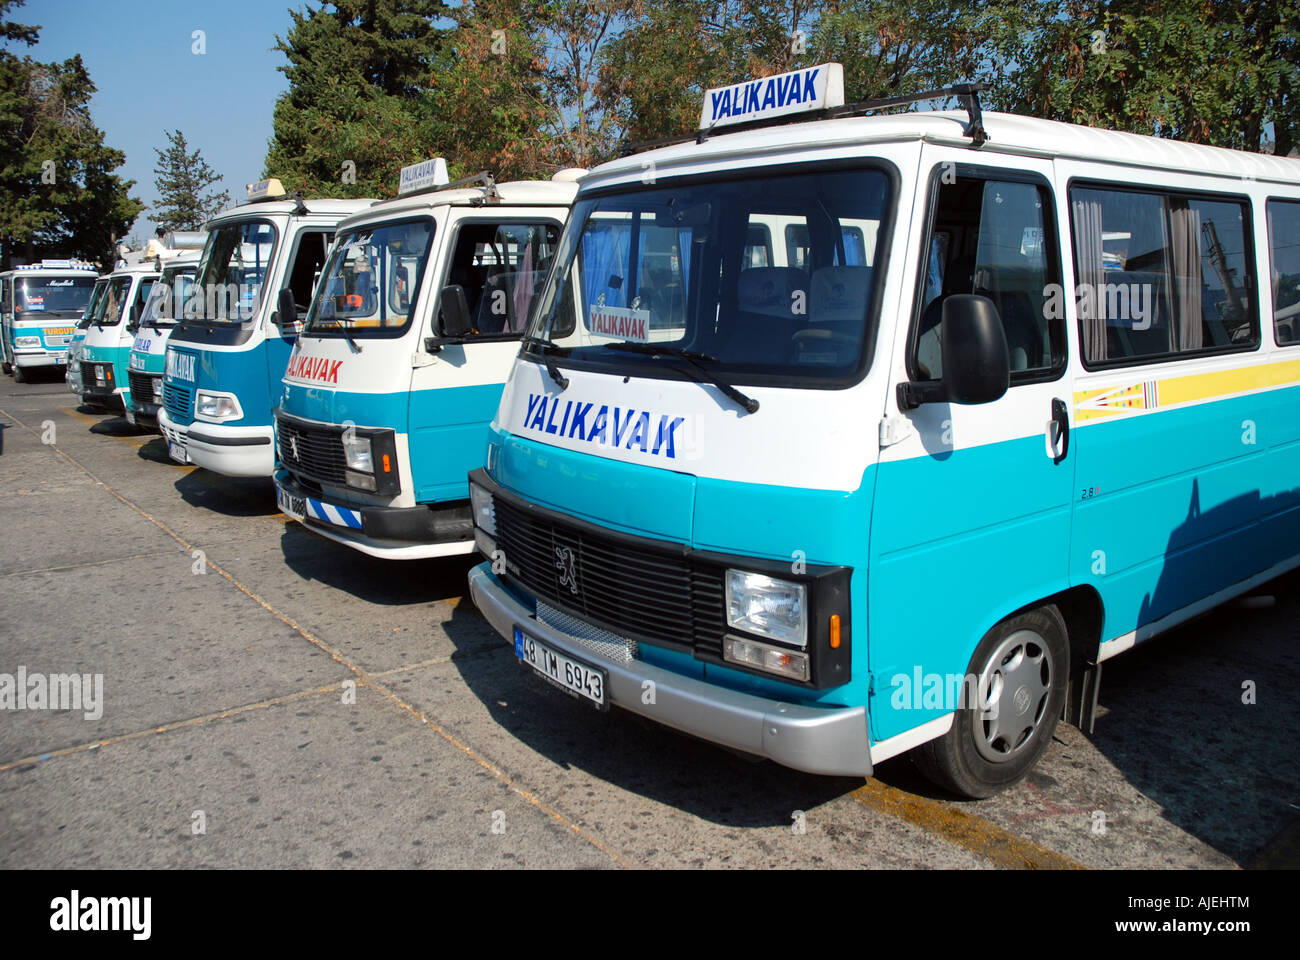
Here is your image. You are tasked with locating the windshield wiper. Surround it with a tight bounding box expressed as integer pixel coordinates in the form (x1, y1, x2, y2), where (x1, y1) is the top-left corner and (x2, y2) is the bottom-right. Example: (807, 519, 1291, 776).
(603, 343, 759, 414)
(522, 335, 569, 390)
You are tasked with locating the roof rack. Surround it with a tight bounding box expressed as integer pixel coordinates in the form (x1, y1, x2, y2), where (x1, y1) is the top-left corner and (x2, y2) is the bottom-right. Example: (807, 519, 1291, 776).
(619, 81, 990, 157)
(384, 170, 501, 205)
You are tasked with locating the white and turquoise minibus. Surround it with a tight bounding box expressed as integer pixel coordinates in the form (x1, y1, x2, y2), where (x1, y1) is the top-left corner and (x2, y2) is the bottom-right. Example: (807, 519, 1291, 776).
(273, 160, 579, 558)
(75, 256, 160, 412)
(158, 180, 372, 473)
(125, 246, 203, 430)
(1, 260, 99, 381)
(65, 275, 109, 396)
(466, 64, 1300, 797)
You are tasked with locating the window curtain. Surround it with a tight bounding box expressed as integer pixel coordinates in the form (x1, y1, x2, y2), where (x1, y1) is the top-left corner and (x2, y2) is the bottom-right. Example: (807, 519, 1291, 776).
(1072, 196, 1107, 362)
(1169, 200, 1203, 351)
(580, 223, 630, 310)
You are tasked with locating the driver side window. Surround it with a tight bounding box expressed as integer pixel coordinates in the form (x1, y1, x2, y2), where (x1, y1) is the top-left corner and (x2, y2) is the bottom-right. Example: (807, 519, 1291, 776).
(910, 171, 1064, 382)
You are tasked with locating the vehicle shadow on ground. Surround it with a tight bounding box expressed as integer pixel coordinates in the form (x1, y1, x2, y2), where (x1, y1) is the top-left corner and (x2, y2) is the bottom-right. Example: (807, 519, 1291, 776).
(1070, 481, 1300, 866)
(173, 470, 279, 518)
(88, 414, 144, 437)
(135, 436, 180, 466)
(441, 593, 859, 830)
(278, 524, 478, 607)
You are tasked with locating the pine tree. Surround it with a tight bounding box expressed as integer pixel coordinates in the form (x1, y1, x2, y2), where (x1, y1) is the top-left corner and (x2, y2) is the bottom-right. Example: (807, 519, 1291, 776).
(263, 0, 453, 198)
(0, 1, 143, 268)
(151, 129, 229, 231)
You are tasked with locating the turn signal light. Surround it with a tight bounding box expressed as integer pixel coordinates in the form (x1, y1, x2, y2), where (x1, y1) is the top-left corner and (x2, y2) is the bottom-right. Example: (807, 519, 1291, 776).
(829, 614, 841, 649)
(382, 454, 391, 473)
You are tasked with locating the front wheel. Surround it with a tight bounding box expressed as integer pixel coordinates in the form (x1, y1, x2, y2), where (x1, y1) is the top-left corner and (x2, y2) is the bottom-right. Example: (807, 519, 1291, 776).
(12, 364, 26, 383)
(912, 606, 1069, 798)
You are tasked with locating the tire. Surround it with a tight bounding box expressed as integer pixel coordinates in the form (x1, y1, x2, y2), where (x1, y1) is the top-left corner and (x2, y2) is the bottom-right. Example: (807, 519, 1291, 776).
(12, 364, 26, 383)
(2, 361, 11, 375)
(913, 605, 1069, 799)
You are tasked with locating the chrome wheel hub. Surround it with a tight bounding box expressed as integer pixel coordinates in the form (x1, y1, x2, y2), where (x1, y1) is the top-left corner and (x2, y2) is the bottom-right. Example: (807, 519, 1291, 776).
(975, 629, 1052, 763)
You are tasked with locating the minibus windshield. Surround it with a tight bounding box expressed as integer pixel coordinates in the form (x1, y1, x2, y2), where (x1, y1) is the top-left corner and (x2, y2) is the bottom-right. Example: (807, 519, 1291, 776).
(131, 266, 195, 332)
(90, 276, 132, 328)
(528, 165, 891, 385)
(16, 275, 96, 317)
(305, 217, 433, 338)
(77, 281, 107, 329)
(187, 220, 276, 324)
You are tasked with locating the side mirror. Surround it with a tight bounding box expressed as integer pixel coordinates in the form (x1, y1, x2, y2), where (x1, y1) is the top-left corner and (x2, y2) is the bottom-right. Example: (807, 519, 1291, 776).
(898, 294, 1009, 409)
(275, 288, 299, 334)
(439, 284, 472, 338)
(941, 294, 1009, 405)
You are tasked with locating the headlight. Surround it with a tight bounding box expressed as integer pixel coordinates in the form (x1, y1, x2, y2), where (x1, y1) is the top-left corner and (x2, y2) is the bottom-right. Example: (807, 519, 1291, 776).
(341, 431, 373, 472)
(725, 570, 807, 647)
(469, 482, 496, 536)
(152, 377, 163, 399)
(14, 336, 40, 349)
(195, 391, 241, 420)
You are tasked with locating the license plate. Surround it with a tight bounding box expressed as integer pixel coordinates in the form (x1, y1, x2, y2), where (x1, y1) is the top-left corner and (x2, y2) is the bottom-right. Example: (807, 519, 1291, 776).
(167, 440, 188, 464)
(276, 483, 306, 522)
(54, 356, 65, 365)
(514, 627, 607, 708)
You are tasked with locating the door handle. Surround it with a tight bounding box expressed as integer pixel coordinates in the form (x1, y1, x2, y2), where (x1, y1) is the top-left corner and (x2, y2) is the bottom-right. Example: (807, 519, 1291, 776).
(1048, 397, 1070, 464)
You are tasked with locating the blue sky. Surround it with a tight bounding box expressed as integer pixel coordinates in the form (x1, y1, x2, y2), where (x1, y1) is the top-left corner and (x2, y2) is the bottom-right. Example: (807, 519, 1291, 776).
(21, 0, 302, 241)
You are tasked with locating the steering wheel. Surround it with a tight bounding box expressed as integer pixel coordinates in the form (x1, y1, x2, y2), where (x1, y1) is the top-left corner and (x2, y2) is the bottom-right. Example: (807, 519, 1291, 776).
(791, 328, 857, 348)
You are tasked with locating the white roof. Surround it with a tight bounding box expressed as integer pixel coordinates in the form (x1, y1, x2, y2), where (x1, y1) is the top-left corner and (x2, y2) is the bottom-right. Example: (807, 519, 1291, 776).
(336, 179, 579, 233)
(205, 197, 374, 228)
(591, 110, 1300, 188)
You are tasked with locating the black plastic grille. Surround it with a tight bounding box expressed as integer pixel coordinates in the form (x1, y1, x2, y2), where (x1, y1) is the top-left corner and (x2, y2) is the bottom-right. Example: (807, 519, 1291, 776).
(276, 414, 347, 485)
(128, 370, 159, 403)
(162, 381, 192, 423)
(493, 496, 726, 656)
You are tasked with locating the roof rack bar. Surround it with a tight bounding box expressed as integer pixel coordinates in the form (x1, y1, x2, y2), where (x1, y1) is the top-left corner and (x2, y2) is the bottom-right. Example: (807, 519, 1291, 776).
(619, 81, 991, 157)
(389, 170, 501, 204)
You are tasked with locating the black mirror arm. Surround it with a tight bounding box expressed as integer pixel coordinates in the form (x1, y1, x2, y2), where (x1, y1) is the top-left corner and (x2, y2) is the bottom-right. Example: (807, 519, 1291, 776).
(897, 380, 946, 410)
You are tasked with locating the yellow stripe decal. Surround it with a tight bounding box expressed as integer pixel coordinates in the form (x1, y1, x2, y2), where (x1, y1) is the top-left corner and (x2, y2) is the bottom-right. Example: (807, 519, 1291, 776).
(1074, 356, 1300, 422)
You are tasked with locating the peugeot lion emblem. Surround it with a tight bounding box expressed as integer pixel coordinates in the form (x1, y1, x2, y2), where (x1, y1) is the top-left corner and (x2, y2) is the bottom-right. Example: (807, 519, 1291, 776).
(555, 545, 579, 594)
(288, 435, 299, 461)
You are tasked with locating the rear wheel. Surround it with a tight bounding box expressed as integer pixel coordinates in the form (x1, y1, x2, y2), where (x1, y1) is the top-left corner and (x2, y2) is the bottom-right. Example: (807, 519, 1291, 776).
(913, 605, 1068, 798)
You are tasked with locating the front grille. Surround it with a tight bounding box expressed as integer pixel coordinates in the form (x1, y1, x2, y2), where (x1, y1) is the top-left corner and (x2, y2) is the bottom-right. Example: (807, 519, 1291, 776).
(128, 370, 159, 403)
(493, 496, 726, 656)
(276, 414, 347, 485)
(162, 381, 193, 423)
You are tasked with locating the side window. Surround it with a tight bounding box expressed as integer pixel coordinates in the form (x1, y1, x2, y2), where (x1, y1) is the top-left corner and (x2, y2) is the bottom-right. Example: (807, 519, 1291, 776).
(1069, 185, 1257, 366)
(126, 278, 156, 331)
(912, 174, 1064, 381)
(283, 231, 333, 325)
(441, 221, 561, 337)
(743, 223, 772, 268)
(1268, 200, 1300, 345)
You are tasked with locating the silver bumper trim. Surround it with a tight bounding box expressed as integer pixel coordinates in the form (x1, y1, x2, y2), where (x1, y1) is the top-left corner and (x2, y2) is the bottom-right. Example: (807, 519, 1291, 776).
(468, 563, 872, 777)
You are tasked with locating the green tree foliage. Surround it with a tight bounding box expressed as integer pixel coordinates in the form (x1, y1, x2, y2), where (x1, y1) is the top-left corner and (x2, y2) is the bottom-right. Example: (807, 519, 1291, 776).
(429, 0, 555, 180)
(152, 129, 230, 231)
(598, 1, 819, 146)
(263, 0, 453, 198)
(981, 0, 1298, 154)
(267, 0, 1296, 188)
(0, 0, 141, 267)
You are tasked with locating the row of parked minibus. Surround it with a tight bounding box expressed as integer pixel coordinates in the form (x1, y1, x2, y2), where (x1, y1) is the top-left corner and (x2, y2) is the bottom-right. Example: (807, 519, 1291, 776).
(13, 64, 1300, 797)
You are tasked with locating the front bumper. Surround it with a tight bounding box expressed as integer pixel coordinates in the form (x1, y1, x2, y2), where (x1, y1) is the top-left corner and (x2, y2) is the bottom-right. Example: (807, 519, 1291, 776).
(13, 352, 64, 369)
(274, 470, 474, 559)
(163, 414, 274, 477)
(468, 563, 873, 777)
